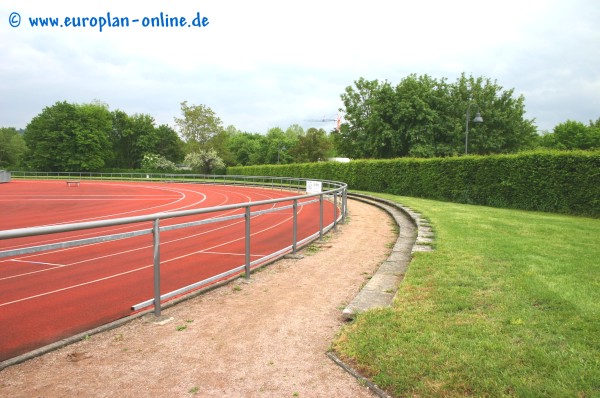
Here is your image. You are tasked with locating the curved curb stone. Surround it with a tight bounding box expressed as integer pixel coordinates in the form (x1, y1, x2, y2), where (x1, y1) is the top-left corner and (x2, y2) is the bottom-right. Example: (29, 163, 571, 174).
(330, 194, 436, 398)
(342, 193, 434, 319)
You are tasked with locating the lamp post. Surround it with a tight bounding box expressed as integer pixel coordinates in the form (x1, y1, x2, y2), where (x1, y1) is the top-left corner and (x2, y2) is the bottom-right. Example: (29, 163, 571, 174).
(277, 144, 286, 164)
(465, 102, 483, 155)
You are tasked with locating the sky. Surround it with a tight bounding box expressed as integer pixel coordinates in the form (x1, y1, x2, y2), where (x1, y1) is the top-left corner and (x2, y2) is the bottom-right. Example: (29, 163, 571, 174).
(1, 0, 599, 135)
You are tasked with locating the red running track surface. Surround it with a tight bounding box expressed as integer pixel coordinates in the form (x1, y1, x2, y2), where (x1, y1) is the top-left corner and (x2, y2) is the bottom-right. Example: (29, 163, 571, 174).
(0, 180, 336, 362)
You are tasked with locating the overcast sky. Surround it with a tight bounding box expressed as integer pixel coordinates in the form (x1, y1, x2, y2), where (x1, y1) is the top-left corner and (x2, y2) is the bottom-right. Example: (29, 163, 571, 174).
(1, 0, 598, 134)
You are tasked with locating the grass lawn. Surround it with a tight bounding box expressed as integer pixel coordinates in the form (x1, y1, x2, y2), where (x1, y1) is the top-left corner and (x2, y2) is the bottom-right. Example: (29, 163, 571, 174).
(333, 193, 600, 397)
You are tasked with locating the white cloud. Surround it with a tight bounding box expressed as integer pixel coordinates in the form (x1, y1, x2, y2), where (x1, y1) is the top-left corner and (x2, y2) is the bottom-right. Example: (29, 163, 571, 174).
(1, 0, 599, 133)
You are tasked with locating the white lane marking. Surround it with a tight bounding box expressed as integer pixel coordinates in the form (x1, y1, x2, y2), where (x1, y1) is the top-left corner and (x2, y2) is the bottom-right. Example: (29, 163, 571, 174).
(200, 251, 264, 257)
(0, 207, 300, 306)
(36, 184, 196, 225)
(3, 186, 304, 272)
(0, 183, 209, 250)
(0, 186, 314, 306)
(0, 198, 182, 201)
(0, 195, 182, 198)
(10, 259, 66, 267)
(1, 198, 308, 281)
(0, 263, 153, 308)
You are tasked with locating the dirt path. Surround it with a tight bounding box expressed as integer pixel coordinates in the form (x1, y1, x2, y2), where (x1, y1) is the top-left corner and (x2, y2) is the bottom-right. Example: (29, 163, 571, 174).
(0, 200, 395, 397)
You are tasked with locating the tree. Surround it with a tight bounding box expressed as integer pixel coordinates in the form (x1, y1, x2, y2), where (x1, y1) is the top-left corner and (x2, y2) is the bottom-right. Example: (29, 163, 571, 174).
(289, 128, 332, 163)
(285, 124, 305, 141)
(24, 101, 112, 171)
(153, 124, 185, 164)
(337, 77, 383, 158)
(338, 74, 537, 158)
(184, 149, 225, 174)
(174, 101, 224, 153)
(0, 127, 28, 168)
(549, 120, 600, 150)
(128, 113, 159, 167)
(209, 125, 235, 166)
(228, 131, 263, 166)
(108, 112, 184, 169)
(257, 127, 296, 164)
(453, 74, 537, 155)
(108, 110, 135, 168)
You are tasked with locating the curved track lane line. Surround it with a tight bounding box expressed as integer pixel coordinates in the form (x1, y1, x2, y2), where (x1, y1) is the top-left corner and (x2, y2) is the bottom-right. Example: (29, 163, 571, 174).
(0, 181, 335, 362)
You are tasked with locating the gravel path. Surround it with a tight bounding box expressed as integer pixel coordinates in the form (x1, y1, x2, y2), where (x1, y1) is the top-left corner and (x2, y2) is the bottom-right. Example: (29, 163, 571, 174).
(0, 199, 395, 397)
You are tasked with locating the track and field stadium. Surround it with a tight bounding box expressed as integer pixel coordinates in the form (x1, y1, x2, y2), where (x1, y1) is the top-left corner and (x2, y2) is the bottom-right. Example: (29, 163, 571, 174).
(0, 175, 346, 363)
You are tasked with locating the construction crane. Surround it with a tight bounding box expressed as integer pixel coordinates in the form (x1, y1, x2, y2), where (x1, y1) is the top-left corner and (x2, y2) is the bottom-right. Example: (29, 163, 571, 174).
(304, 114, 342, 131)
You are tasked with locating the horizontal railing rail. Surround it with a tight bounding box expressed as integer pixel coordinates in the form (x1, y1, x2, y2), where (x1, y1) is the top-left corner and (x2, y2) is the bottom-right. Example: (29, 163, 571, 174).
(1, 174, 347, 317)
(9, 171, 341, 189)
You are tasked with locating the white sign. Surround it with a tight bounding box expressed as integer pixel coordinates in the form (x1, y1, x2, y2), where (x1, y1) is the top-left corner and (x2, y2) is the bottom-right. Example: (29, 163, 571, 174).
(306, 180, 322, 194)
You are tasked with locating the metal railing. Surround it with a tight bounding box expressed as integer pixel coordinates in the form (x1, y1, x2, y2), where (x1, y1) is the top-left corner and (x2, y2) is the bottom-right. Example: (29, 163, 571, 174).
(1, 174, 347, 316)
(9, 170, 324, 188)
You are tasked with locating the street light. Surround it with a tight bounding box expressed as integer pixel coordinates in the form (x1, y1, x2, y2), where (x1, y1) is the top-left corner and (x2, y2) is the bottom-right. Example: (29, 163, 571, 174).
(277, 144, 286, 164)
(465, 102, 483, 155)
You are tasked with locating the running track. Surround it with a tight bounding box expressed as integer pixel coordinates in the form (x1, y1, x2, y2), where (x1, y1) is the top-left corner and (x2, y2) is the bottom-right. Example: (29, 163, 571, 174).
(0, 180, 335, 362)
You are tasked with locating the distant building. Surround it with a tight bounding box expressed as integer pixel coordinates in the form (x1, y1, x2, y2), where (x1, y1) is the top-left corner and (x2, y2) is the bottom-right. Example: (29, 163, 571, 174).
(327, 157, 351, 163)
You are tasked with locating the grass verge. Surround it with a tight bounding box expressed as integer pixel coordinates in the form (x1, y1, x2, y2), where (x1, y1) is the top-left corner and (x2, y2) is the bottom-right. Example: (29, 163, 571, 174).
(333, 193, 600, 397)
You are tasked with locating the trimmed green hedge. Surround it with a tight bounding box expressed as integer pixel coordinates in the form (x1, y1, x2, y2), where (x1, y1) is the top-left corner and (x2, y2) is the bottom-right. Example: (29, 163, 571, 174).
(228, 150, 600, 218)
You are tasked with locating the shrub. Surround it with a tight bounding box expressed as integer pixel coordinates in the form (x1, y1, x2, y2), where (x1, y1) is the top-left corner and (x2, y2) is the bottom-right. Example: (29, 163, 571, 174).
(227, 150, 600, 217)
(141, 153, 177, 171)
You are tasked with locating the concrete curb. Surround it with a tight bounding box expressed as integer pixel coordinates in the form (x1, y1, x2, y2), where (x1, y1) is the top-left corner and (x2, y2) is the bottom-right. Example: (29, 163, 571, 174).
(342, 193, 435, 319)
(327, 351, 393, 398)
(329, 194, 435, 397)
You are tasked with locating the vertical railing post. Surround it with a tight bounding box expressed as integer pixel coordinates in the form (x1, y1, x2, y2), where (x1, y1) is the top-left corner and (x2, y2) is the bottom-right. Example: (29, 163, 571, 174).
(342, 188, 347, 223)
(333, 192, 338, 232)
(292, 199, 298, 254)
(245, 206, 251, 279)
(319, 194, 324, 240)
(152, 219, 161, 317)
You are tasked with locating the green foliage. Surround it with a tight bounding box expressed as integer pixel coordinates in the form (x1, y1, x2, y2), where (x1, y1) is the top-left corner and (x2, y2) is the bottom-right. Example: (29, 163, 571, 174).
(175, 101, 224, 152)
(334, 194, 600, 397)
(228, 150, 600, 217)
(261, 127, 297, 165)
(228, 131, 263, 166)
(184, 149, 225, 174)
(141, 153, 177, 171)
(338, 73, 537, 158)
(154, 124, 185, 164)
(15, 101, 184, 172)
(109, 111, 184, 169)
(109, 111, 153, 168)
(23, 101, 112, 172)
(223, 124, 337, 167)
(0, 127, 27, 167)
(288, 127, 332, 162)
(210, 126, 235, 166)
(538, 119, 600, 150)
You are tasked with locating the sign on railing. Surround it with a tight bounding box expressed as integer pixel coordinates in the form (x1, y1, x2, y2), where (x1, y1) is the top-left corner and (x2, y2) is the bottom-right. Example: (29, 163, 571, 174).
(0, 170, 10, 183)
(306, 180, 322, 194)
